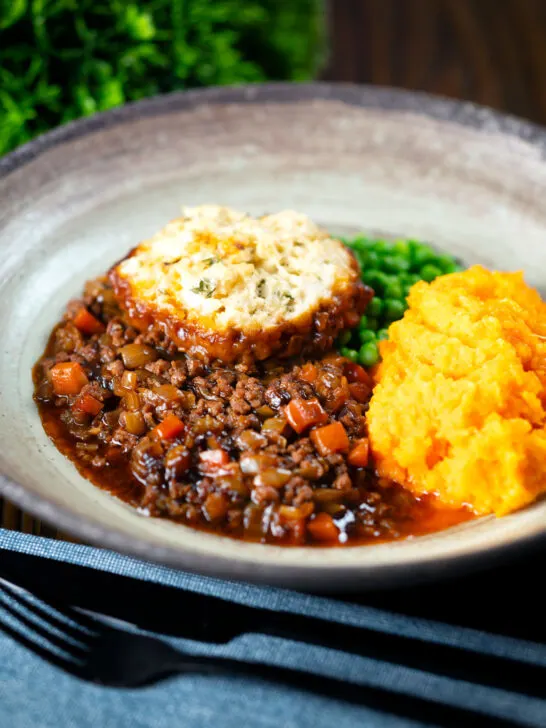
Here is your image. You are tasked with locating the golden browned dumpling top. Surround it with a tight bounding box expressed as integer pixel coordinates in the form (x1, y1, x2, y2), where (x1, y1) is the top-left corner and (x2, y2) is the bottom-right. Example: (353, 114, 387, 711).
(111, 205, 370, 363)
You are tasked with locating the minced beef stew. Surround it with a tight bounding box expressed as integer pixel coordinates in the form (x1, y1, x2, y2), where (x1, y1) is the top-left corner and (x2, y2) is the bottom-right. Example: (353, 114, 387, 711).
(33, 277, 471, 545)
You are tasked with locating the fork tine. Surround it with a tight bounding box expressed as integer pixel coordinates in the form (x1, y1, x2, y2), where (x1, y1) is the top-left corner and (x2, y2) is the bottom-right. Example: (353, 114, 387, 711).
(37, 597, 106, 634)
(0, 582, 92, 658)
(0, 620, 83, 678)
(0, 590, 89, 660)
(0, 579, 97, 638)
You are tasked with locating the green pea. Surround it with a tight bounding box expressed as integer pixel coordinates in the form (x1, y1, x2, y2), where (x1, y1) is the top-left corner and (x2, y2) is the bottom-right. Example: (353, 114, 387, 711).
(358, 329, 376, 343)
(359, 341, 379, 367)
(362, 270, 389, 294)
(393, 240, 412, 257)
(340, 347, 359, 362)
(358, 315, 369, 330)
(402, 283, 414, 297)
(436, 255, 458, 274)
(361, 270, 378, 287)
(420, 263, 443, 282)
(338, 330, 352, 346)
(383, 298, 406, 320)
(383, 279, 403, 300)
(411, 244, 436, 271)
(365, 251, 380, 269)
(350, 236, 370, 252)
(367, 297, 383, 318)
(370, 240, 391, 255)
(366, 317, 379, 331)
(377, 328, 389, 341)
(377, 271, 394, 292)
(381, 255, 411, 274)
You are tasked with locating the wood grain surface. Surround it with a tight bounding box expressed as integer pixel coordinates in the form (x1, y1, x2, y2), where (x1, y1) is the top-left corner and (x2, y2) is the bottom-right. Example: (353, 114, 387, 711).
(324, 0, 546, 125)
(3, 0, 546, 538)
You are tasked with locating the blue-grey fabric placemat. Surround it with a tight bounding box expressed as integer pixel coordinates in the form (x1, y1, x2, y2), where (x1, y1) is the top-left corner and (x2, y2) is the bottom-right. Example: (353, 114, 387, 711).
(0, 528, 545, 728)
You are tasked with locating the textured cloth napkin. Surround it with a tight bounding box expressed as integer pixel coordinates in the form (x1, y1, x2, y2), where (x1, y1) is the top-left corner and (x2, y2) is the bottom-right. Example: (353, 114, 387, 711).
(0, 528, 545, 728)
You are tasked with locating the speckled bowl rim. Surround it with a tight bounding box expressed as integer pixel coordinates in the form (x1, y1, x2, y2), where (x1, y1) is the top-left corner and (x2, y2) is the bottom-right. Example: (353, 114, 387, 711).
(2, 82, 546, 589)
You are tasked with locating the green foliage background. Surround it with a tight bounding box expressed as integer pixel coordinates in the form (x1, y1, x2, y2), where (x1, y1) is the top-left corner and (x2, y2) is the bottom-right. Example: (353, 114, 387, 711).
(0, 0, 323, 155)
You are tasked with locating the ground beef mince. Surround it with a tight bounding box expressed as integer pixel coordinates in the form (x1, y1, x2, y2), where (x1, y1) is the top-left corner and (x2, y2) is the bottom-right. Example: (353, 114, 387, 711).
(33, 277, 470, 546)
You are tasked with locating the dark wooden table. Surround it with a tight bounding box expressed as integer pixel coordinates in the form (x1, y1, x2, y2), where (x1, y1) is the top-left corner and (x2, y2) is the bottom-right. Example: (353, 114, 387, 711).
(3, 0, 546, 538)
(324, 0, 546, 125)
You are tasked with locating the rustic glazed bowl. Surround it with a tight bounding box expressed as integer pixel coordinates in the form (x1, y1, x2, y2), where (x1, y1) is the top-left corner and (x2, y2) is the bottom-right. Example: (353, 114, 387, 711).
(1, 83, 546, 590)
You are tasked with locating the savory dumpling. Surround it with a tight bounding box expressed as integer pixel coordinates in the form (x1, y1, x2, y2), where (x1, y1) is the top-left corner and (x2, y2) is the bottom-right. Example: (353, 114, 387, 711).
(111, 205, 371, 363)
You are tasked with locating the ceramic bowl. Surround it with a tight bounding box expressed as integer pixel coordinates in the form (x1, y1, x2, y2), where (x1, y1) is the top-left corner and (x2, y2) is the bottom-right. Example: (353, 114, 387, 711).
(2, 83, 546, 590)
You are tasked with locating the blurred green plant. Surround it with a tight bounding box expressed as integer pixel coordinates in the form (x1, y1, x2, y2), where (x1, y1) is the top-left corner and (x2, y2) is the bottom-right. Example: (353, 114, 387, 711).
(0, 0, 324, 155)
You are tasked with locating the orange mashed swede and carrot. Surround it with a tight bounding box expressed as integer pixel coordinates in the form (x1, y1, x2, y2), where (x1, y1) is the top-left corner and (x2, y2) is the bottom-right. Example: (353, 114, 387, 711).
(367, 265, 546, 516)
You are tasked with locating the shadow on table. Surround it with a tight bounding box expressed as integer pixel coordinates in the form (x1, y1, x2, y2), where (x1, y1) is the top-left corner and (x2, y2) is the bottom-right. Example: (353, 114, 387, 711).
(342, 548, 546, 642)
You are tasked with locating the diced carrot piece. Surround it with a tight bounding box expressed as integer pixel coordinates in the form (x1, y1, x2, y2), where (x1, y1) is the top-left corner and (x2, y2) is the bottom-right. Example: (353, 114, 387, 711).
(73, 307, 105, 335)
(344, 362, 373, 386)
(73, 392, 103, 416)
(349, 382, 371, 403)
(50, 362, 89, 396)
(348, 438, 369, 468)
(310, 422, 350, 456)
(152, 413, 185, 440)
(285, 398, 328, 434)
(299, 362, 318, 384)
(307, 512, 339, 542)
(199, 449, 230, 467)
(203, 492, 229, 521)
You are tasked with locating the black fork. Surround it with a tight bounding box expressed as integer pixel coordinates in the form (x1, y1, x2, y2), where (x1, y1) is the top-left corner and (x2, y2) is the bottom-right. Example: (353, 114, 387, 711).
(0, 578, 250, 686)
(0, 578, 536, 728)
